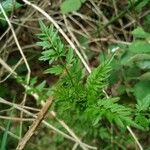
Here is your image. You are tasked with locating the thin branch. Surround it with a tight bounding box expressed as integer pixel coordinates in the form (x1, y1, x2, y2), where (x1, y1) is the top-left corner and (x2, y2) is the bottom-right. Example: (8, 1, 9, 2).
(16, 97, 53, 150)
(0, 26, 10, 41)
(0, 3, 31, 138)
(0, 115, 34, 122)
(63, 15, 89, 63)
(127, 126, 143, 150)
(0, 4, 31, 84)
(0, 97, 75, 142)
(0, 57, 17, 77)
(0, 58, 23, 83)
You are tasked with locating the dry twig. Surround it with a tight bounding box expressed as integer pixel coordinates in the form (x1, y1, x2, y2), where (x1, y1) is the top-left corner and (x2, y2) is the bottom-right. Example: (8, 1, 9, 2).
(16, 97, 53, 150)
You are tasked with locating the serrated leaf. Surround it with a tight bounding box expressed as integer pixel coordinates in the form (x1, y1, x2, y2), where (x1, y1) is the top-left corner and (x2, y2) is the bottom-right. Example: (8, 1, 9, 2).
(66, 48, 74, 64)
(129, 40, 150, 53)
(36, 81, 46, 91)
(132, 27, 150, 39)
(44, 65, 64, 75)
(30, 77, 38, 86)
(86, 62, 111, 98)
(60, 0, 81, 14)
(134, 81, 150, 100)
(93, 114, 102, 126)
(39, 50, 58, 64)
(41, 50, 56, 57)
(39, 20, 47, 31)
(135, 115, 149, 129)
(37, 22, 66, 65)
(114, 117, 124, 128)
(123, 116, 142, 129)
(99, 128, 110, 140)
(137, 94, 150, 111)
(1, 0, 22, 13)
(37, 41, 51, 49)
(39, 50, 56, 61)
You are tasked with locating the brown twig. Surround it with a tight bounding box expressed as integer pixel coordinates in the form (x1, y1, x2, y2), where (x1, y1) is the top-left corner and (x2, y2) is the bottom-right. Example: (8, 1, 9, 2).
(16, 97, 53, 150)
(0, 115, 34, 122)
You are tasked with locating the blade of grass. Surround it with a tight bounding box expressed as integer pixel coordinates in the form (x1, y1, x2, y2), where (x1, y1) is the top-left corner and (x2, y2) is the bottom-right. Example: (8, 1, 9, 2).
(0, 118, 11, 150)
(0, 95, 16, 150)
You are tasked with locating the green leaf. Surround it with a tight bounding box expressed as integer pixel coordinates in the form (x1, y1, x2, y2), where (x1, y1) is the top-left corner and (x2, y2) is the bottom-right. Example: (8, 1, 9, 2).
(128, 54, 150, 63)
(0, 119, 11, 150)
(117, 85, 126, 95)
(135, 0, 150, 12)
(137, 94, 150, 111)
(0, 0, 22, 26)
(1, 0, 22, 13)
(126, 54, 150, 69)
(86, 98, 135, 128)
(114, 117, 124, 128)
(131, 27, 150, 39)
(86, 61, 111, 98)
(135, 115, 149, 129)
(99, 128, 110, 140)
(129, 40, 150, 53)
(66, 48, 74, 64)
(133, 81, 150, 100)
(30, 77, 38, 86)
(39, 50, 56, 61)
(81, 0, 87, 2)
(140, 72, 150, 80)
(144, 14, 150, 33)
(38, 20, 47, 32)
(93, 114, 102, 126)
(136, 60, 150, 69)
(37, 22, 66, 64)
(60, 0, 81, 14)
(36, 81, 46, 91)
(44, 65, 64, 75)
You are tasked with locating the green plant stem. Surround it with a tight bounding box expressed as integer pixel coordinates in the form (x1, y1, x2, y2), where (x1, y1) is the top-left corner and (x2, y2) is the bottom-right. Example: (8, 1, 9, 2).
(46, 33, 75, 87)
(59, 57, 75, 86)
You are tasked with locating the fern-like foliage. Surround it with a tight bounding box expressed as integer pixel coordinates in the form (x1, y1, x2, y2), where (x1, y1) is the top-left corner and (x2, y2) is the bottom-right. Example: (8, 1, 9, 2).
(86, 62, 111, 94)
(37, 21, 65, 65)
(135, 94, 150, 130)
(86, 62, 111, 104)
(36, 21, 141, 145)
(85, 97, 139, 128)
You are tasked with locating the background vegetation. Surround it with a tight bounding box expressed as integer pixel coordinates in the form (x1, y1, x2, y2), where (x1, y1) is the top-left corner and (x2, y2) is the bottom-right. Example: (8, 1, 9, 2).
(0, 0, 150, 149)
